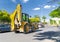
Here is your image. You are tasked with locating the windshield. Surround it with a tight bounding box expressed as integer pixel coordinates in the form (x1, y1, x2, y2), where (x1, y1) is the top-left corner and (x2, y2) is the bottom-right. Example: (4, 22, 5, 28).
(22, 13, 29, 22)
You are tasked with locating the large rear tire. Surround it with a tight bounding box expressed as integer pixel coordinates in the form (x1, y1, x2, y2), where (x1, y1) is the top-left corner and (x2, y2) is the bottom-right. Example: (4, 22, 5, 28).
(24, 23, 30, 34)
(31, 25, 36, 32)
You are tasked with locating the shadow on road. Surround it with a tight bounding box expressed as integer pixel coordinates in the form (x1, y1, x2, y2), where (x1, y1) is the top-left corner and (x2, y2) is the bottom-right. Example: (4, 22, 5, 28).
(24, 30, 43, 34)
(0, 31, 11, 34)
(34, 31, 60, 42)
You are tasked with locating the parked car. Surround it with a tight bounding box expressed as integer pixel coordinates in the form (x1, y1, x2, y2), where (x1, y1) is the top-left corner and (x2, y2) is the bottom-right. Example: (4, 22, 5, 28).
(0, 24, 11, 32)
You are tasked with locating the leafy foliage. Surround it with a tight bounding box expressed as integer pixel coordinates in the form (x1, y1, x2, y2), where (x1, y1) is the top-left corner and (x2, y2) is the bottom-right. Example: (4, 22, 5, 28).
(50, 19, 57, 25)
(42, 16, 46, 20)
(42, 16, 46, 24)
(49, 7, 60, 18)
(0, 10, 11, 23)
(29, 15, 40, 23)
(50, 19, 53, 24)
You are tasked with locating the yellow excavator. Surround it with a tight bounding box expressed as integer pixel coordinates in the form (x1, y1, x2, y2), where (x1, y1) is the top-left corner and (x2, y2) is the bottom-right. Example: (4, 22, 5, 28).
(10, 4, 39, 33)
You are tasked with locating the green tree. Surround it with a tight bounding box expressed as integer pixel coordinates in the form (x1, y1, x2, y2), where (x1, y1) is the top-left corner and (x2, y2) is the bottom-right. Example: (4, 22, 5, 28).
(29, 15, 40, 23)
(34, 15, 40, 22)
(42, 16, 46, 24)
(0, 10, 11, 23)
(34, 15, 40, 18)
(50, 19, 53, 25)
(49, 7, 60, 18)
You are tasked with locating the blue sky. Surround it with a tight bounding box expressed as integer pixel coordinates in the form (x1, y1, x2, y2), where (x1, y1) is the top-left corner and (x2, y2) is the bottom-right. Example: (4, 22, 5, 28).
(0, 0, 60, 19)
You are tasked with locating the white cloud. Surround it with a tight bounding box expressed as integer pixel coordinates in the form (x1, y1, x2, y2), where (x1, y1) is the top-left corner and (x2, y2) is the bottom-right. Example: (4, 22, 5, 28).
(33, 7, 40, 10)
(11, 0, 29, 3)
(11, 0, 16, 3)
(44, 5, 56, 9)
(23, 0, 29, 3)
(44, 5, 51, 9)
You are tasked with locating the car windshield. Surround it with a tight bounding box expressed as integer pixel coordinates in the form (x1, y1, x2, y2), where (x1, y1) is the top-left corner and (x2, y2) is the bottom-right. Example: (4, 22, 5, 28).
(0, 24, 5, 27)
(0, 24, 10, 27)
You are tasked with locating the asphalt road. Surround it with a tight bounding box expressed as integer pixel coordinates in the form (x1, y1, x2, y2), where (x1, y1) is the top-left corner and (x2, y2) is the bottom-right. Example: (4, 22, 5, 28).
(0, 26, 60, 42)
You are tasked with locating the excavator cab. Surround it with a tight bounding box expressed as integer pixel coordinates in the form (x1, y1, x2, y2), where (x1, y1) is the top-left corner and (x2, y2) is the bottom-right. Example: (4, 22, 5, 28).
(22, 13, 29, 22)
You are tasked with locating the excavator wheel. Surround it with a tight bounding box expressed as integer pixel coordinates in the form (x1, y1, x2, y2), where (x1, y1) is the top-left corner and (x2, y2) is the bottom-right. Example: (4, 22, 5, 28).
(24, 23, 30, 34)
(31, 25, 36, 32)
(14, 24, 20, 33)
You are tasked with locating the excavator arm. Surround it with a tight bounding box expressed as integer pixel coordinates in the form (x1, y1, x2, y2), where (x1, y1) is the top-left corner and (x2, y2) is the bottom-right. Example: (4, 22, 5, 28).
(10, 4, 22, 31)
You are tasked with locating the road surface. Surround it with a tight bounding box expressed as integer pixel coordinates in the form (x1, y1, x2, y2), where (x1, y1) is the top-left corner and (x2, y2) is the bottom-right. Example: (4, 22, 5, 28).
(0, 26, 60, 42)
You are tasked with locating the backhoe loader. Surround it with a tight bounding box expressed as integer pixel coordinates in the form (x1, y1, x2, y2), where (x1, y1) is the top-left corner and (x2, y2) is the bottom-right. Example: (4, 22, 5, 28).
(10, 4, 39, 33)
